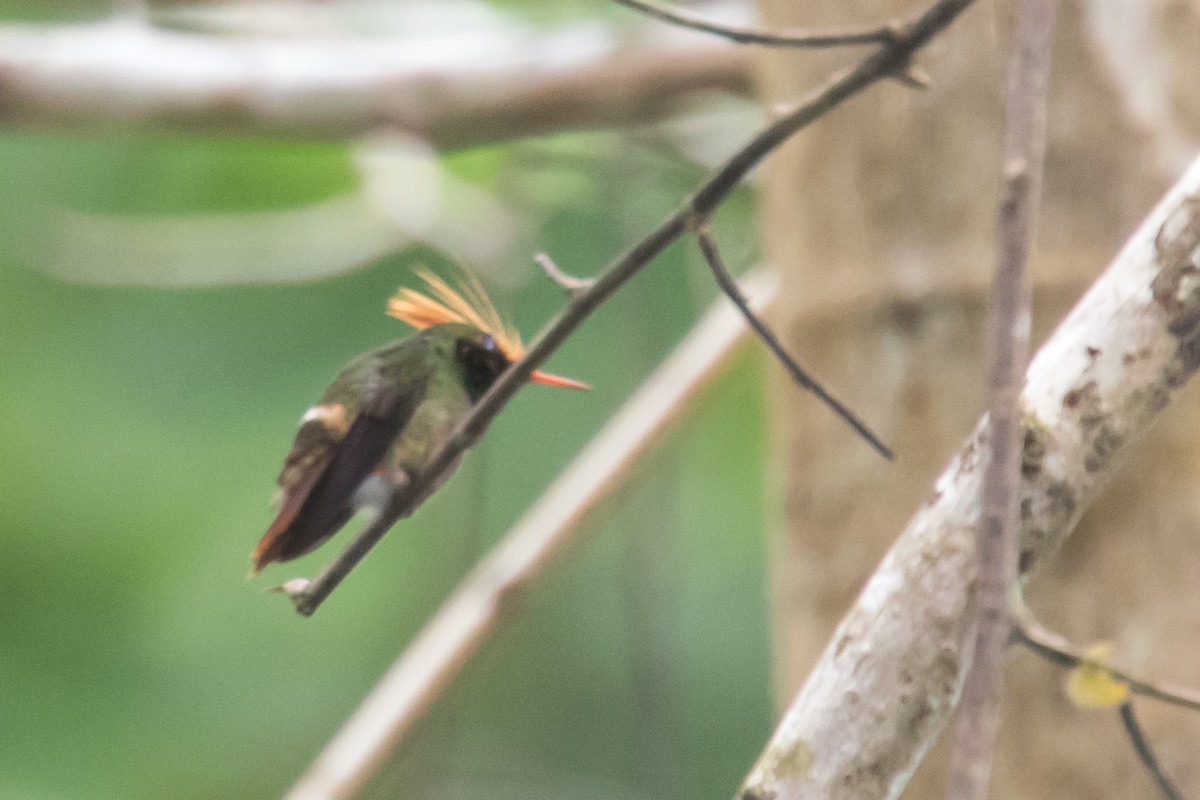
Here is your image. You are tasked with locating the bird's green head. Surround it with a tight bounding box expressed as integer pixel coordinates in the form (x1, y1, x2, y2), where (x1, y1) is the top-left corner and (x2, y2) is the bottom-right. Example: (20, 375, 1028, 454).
(388, 271, 589, 399)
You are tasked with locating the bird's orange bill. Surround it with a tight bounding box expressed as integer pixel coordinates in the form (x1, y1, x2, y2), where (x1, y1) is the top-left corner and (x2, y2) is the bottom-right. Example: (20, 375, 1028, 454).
(530, 370, 590, 390)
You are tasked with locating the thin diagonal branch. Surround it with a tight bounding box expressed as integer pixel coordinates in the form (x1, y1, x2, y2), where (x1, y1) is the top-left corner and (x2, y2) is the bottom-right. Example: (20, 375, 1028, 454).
(1119, 702, 1185, 800)
(695, 227, 892, 458)
(285, 274, 777, 800)
(947, 0, 1057, 797)
(282, 0, 979, 616)
(611, 0, 894, 47)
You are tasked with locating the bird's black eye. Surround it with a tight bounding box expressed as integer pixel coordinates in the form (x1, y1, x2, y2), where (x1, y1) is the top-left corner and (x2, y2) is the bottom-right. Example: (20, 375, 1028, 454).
(455, 336, 508, 401)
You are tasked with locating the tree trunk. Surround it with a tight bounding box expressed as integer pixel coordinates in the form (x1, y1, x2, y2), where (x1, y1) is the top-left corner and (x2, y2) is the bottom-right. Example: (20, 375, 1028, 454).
(757, 0, 1200, 795)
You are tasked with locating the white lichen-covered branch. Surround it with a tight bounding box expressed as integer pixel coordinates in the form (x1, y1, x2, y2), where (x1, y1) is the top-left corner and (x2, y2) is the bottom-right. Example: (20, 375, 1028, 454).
(0, 16, 750, 147)
(738, 153, 1200, 800)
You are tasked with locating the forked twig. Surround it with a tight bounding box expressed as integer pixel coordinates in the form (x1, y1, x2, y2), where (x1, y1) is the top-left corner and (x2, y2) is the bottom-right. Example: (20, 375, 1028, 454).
(1010, 605, 1200, 713)
(1011, 603, 1193, 800)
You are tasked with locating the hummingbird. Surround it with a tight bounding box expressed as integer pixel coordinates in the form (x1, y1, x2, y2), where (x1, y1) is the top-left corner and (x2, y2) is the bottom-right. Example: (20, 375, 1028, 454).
(250, 270, 588, 576)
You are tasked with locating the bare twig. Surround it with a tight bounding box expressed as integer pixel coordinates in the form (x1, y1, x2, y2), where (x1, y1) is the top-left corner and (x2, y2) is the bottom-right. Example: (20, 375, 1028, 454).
(1010, 606, 1200, 713)
(611, 0, 894, 48)
(0, 18, 752, 147)
(535, 253, 595, 300)
(695, 227, 892, 458)
(947, 0, 1057, 797)
(282, 0, 979, 616)
(1119, 702, 1185, 800)
(738, 151, 1200, 800)
(285, 274, 777, 800)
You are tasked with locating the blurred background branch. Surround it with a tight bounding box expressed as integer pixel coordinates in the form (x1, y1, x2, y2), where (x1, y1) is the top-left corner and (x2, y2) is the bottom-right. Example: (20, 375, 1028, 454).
(0, 12, 751, 147)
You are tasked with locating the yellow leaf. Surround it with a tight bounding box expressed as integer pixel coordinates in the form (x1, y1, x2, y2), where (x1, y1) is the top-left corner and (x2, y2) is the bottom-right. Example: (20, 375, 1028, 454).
(1065, 642, 1130, 708)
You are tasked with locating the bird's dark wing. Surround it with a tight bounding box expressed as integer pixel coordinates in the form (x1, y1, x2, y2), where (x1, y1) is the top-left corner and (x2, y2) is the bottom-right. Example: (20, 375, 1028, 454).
(251, 370, 427, 574)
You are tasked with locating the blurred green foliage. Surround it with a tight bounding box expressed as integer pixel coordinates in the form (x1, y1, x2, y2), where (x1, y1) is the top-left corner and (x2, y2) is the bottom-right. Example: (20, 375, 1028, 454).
(0, 11, 774, 800)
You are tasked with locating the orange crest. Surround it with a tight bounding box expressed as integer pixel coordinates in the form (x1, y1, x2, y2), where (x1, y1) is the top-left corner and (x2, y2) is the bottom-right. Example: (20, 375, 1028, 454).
(387, 269, 525, 360)
(387, 269, 591, 391)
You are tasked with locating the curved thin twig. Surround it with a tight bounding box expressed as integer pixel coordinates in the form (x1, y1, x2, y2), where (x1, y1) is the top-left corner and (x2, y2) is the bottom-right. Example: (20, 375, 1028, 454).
(611, 0, 894, 47)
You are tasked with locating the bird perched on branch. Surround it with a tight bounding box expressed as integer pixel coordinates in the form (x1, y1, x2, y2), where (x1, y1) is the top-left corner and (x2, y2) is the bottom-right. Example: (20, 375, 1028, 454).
(250, 270, 588, 576)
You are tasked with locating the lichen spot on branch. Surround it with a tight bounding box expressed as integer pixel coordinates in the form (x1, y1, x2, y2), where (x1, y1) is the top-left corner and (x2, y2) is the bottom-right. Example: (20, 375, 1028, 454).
(1152, 194, 1200, 387)
(1152, 194, 1200, 342)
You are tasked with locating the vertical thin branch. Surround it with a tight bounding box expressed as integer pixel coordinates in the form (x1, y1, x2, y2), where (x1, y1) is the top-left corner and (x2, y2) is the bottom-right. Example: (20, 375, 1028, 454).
(946, 0, 1057, 798)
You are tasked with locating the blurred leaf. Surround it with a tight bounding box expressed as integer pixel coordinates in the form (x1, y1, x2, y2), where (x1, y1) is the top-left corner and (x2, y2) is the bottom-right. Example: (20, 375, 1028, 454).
(26, 135, 515, 286)
(651, 94, 763, 172)
(156, 0, 514, 38)
(0, 130, 356, 215)
(1065, 642, 1131, 709)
